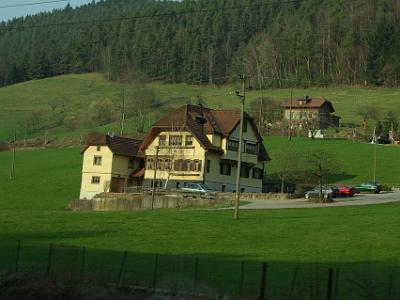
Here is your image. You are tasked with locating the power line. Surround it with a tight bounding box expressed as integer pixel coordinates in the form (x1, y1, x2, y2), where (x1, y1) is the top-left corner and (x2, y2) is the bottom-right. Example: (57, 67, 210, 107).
(0, 0, 301, 31)
(0, 0, 70, 9)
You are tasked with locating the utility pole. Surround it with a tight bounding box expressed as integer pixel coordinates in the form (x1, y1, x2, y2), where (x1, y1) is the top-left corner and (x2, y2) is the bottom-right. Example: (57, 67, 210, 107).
(288, 88, 293, 141)
(120, 87, 126, 136)
(373, 126, 378, 183)
(151, 146, 160, 210)
(10, 132, 16, 180)
(235, 74, 246, 220)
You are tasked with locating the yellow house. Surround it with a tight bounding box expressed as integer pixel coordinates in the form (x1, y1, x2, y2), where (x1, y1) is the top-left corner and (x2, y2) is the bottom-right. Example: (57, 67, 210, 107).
(79, 135, 143, 199)
(139, 104, 270, 192)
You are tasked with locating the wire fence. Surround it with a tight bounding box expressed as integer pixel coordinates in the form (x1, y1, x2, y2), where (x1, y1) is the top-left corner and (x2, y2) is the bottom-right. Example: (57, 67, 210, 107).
(1, 240, 399, 299)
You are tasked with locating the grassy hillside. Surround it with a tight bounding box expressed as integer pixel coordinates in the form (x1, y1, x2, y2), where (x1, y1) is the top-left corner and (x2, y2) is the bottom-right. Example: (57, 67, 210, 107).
(1, 73, 400, 141)
(1, 146, 400, 297)
(265, 137, 400, 187)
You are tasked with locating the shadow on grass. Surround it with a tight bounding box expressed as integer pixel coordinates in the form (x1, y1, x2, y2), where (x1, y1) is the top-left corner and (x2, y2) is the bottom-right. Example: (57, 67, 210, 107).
(0, 241, 398, 300)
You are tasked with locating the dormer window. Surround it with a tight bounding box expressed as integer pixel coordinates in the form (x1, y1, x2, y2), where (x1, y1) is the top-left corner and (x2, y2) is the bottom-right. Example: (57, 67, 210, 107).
(195, 116, 206, 124)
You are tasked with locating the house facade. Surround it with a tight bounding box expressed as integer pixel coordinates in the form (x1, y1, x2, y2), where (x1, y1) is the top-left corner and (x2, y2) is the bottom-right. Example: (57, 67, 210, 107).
(281, 96, 340, 129)
(139, 104, 270, 193)
(79, 135, 143, 199)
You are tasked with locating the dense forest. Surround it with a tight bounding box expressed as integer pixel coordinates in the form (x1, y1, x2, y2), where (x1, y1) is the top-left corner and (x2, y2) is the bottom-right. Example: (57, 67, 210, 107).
(0, 0, 400, 87)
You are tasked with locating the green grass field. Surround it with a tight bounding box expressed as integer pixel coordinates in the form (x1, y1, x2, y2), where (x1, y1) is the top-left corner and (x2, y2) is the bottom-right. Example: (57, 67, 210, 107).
(1, 145, 400, 297)
(265, 137, 400, 187)
(1, 73, 400, 141)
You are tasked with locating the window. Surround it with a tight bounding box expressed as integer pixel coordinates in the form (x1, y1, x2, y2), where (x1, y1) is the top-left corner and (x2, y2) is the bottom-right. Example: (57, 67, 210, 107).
(228, 139, 239, 151)
(91, 176, 100, 184)
(96, 146, 101, 151)
(240, 164, 250, 178)
(206, 160, 211, 173)
(147, 158, 154, 170)
(252, 168, 264, 179)
(128, 158, 135, 169)
(194, 160, 202, 172)
(159, 135, 167, 146)
(174, 159, 184, 171)
(245, 143, 258, 155)
(185, 135, 193, 146)
(169, 135, 182, 146)
(93, 156, 102, 166)
(243, 120, 247, 132)
(220, 162, 231, 175)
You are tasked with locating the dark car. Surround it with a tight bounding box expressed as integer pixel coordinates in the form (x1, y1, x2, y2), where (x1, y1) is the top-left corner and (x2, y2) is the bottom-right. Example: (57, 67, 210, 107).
(354, 182, 381, 194)
(337, 185, 356, 197)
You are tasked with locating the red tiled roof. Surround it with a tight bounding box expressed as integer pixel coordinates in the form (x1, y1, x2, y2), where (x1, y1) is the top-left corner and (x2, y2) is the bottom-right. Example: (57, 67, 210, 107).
(281, 97, 335, 112)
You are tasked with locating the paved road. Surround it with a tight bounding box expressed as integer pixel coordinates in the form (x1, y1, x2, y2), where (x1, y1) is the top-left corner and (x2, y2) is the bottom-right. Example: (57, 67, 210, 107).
(237, 191, 400, 210)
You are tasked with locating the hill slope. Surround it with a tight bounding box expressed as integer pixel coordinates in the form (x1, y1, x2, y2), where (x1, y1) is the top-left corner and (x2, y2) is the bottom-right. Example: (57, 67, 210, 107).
(1, 73, 400, 141)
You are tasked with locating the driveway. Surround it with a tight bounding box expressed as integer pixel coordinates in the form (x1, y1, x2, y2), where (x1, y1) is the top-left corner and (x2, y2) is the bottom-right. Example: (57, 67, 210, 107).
(237, 191, 400, 210)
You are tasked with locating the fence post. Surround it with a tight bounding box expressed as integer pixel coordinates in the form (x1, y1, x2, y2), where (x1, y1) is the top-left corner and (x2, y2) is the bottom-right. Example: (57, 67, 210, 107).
(326, 268, 334, 300)
(15, 240, 21, 273)
(288, 267, 299, 300)
(79, 247, 86, 282)
(117, 251, 127, 286)
(152, 253, 159, 290)
(387, 273, 393, 300)
(258, 262, 268, 300)
(193, 257, 199, 293)
(334, 268, 339, 300)
(47, 244, 53, 276)
(239, 261, 245, 297)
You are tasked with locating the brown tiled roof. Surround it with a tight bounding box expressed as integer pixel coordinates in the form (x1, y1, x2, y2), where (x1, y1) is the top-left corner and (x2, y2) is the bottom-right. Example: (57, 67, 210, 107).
(81, 135, 142, 157)
(140, 104, 270, 161)
(281, 97, 335, 112)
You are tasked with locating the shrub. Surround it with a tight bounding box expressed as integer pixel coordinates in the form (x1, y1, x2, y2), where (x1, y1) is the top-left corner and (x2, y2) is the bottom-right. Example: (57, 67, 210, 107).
(380, 184, 393, 191)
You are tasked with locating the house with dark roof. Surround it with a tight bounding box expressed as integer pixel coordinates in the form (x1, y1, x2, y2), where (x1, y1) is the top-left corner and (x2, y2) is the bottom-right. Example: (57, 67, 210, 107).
(79, 135, 143, 199)
(281, 96, 340, 129)
(139, 104, 270, 192)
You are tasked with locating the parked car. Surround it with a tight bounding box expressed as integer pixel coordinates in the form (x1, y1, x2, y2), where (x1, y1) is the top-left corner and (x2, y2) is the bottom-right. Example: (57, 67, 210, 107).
(327, 185, 340, 198)
(305, 186, 334, 200)
(354, 182, 382, 194)
(182, 183, 216, 198)
(337, 185, 356, 197)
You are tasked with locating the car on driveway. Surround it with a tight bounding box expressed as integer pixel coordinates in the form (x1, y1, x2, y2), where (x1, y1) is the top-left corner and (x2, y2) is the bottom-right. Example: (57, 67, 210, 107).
(354, 182, 381, 194)
(182, 183, 216, 198)
(305, 186, 334, 200)
(337, 185, 356, 197)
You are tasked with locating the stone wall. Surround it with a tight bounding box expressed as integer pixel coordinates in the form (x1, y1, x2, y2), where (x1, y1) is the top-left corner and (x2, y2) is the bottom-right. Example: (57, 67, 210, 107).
(69, 192, 231, 211)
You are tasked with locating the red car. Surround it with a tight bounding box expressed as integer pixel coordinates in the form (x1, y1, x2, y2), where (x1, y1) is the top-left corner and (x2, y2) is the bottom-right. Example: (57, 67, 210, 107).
(338, 185, 356, 197)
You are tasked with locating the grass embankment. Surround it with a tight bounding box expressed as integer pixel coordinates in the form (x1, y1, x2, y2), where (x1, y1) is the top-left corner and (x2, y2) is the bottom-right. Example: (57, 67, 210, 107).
(1, 73, 400, 141)
(265, 136, 400, 187)
(1, 147, 400, 297)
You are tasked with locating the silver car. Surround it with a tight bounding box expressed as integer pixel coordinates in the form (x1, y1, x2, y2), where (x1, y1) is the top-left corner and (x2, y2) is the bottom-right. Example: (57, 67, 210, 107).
(305, 186, 334, 200)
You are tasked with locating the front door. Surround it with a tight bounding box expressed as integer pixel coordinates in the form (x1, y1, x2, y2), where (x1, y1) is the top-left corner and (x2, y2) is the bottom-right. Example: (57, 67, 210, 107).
(110, 177, 125, 193)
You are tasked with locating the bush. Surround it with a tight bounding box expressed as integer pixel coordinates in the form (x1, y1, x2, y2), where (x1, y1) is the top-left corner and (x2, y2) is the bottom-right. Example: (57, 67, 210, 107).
(0, 141, 10, 151)
(381, 184, 393, 191)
